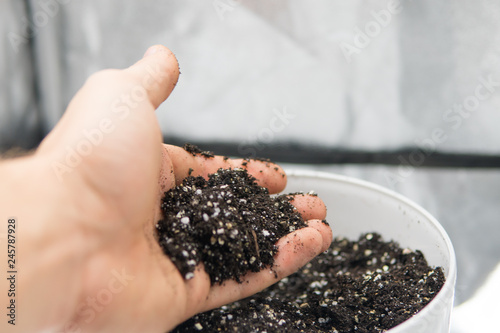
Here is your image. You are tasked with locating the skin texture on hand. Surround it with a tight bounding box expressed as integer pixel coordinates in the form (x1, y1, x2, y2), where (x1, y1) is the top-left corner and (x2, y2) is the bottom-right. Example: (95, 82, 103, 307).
(0, 45, 332, 333)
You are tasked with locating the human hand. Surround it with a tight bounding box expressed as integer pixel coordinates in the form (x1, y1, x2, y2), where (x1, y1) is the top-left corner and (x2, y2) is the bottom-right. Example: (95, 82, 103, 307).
(0, 45, 332, 333)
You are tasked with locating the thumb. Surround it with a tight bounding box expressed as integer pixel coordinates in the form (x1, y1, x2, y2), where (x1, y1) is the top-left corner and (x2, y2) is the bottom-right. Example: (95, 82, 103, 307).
(38, 45, 179, 155)
(125, 45, 180, 109)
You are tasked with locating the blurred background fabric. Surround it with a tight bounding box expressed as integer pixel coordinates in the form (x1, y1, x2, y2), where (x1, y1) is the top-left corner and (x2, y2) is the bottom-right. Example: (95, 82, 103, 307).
(0, 0, 41, 151)
(2, 0, 500, 331)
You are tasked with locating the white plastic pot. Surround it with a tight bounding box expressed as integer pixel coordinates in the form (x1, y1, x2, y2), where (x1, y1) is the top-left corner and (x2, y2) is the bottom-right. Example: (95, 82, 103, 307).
(284, 170, 457, 333)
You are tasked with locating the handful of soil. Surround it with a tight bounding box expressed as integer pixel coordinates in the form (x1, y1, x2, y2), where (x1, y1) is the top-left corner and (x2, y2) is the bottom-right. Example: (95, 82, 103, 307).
(173, 233, 445, 333)
(155, 168, 308, 285)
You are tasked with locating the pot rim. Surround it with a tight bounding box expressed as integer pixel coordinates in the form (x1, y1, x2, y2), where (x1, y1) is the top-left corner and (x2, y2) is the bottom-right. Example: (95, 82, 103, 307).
(285, 169, 457, 333)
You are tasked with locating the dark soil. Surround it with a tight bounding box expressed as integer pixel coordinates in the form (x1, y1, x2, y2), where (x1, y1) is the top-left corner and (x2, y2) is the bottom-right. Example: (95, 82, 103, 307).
(156, 146, 445, 332)
(182, 143, 215, 158)
(172, 233, 445, 333)
(156, 167, 308, 285)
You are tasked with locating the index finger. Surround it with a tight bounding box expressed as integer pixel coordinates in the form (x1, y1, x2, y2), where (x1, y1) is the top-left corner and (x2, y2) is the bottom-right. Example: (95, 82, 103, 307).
(162, 144, 287, 194)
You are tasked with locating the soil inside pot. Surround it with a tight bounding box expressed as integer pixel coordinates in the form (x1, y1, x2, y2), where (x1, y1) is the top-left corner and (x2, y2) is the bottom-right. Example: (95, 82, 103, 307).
(172, 233, 445, 333)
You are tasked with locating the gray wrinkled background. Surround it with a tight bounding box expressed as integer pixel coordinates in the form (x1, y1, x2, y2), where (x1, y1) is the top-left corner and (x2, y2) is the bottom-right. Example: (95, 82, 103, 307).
(1, 0, 499, 331)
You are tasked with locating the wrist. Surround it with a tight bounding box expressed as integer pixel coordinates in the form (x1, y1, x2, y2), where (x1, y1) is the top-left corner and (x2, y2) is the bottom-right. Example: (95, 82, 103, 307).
(0, 155, 88, 332)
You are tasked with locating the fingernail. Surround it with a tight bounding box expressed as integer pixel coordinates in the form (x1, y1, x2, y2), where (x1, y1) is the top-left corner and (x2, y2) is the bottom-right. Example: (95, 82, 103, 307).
(143, 45, 167, 58)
